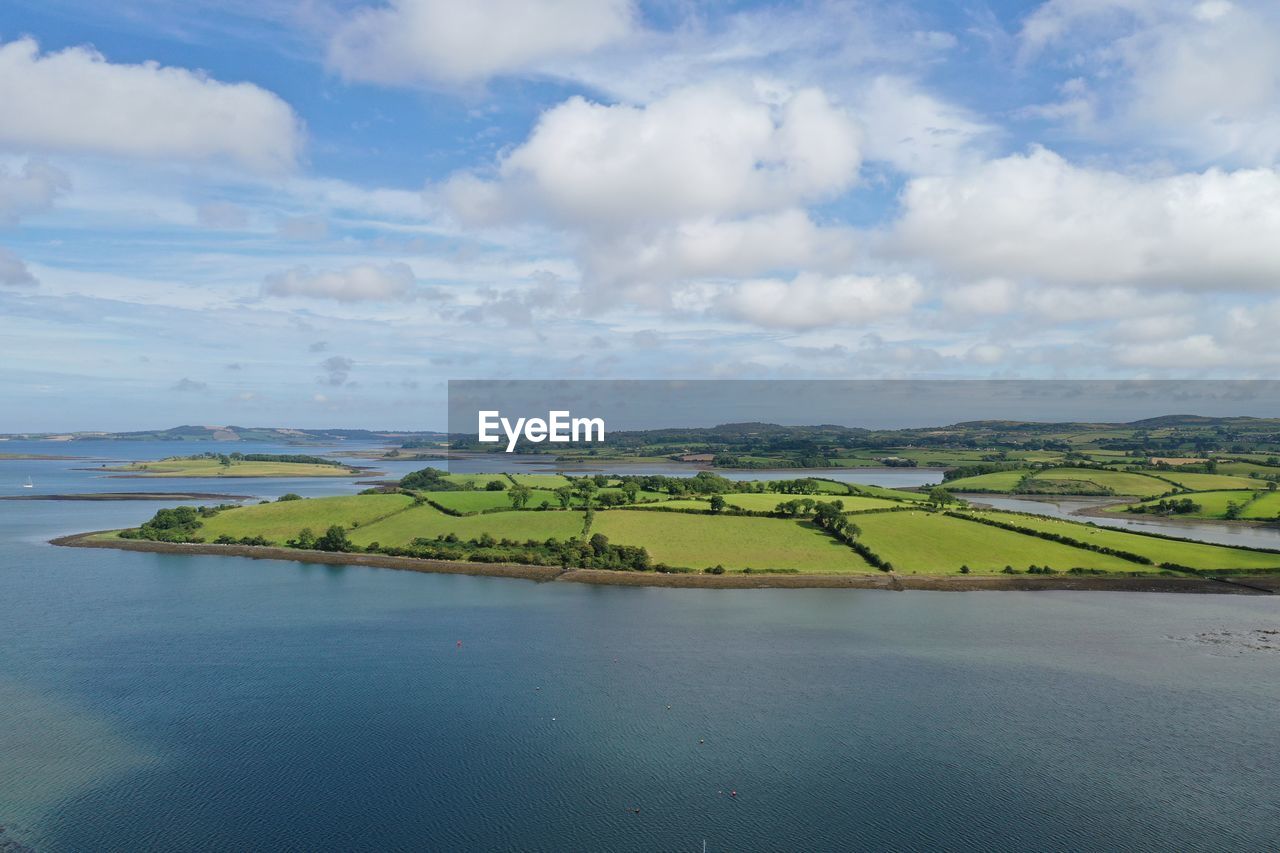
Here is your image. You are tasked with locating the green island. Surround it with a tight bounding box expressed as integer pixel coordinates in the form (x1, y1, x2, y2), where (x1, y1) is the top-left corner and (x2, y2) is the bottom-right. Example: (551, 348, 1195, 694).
(64, 466, 1280, 591)
(97, 452, 368, 478)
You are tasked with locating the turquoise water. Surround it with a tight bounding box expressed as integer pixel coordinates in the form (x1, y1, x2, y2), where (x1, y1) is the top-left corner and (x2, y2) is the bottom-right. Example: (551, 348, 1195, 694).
(2, 444, 1279, 850)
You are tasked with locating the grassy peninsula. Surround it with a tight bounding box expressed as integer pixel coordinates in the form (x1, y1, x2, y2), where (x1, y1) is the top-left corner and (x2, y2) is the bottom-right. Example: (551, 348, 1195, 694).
(99, 452, 366, 478)
(69, 467, 1280, 590)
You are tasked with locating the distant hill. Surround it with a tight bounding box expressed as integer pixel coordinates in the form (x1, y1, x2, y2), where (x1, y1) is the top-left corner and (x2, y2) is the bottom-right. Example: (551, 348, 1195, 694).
(2, 425, 446, 444)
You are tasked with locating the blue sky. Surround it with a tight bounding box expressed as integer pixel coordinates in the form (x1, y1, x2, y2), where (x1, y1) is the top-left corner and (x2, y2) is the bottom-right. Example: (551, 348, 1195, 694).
(2, 0, 1280, 430)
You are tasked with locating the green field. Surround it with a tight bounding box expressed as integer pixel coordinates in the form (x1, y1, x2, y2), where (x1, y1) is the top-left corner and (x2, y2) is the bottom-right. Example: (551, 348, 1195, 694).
(199, 494, 414, 542)
(962, 511, 1280, 570)
(424, 489, 562, 514)
(593, 512, 873, 572)
(656, 493, 901, 513)
(945, 467, 1171, 497)
(1118, 490, 1280, 521)
(851, 511, 1139, 574)
(848, 484, 931, 502)
(942, 470, 1028, 491)
(1215, 461, 1280, 478)
(1028, 468, 1169, 497)
(505, 473, 573, 489)
(1144, 471, 1260, 491)
(106, 458, 360, 478)
(348, 503, 585, 547)
(346, 505, 873, 572)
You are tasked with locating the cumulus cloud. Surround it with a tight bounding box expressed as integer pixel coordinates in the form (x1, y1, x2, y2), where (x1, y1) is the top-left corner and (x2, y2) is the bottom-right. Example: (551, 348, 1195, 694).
(0, 247, 37, 287)
(262, 262, 417, 302)
(716, 273, 923, 329)
(892, 146, 1280, 289)
(449, 84, 861, 227)
(0, 37, 302, 172)
(0, 159, 69, 225)
(447, 83, 864, 304)
(171, 378, 208, 392)
(328, 0, 634, 86)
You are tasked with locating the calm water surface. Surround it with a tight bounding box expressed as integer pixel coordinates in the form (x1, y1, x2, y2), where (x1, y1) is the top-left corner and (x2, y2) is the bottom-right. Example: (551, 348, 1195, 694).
(2, 442, 1278, 851)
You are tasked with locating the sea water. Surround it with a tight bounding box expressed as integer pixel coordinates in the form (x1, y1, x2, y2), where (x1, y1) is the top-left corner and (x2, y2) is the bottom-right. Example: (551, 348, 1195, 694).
(1, 445, 1278, 851)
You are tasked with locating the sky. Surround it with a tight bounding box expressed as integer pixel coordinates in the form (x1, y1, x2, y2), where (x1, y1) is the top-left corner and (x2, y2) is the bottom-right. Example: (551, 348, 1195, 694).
(2, 0, 1280, 431)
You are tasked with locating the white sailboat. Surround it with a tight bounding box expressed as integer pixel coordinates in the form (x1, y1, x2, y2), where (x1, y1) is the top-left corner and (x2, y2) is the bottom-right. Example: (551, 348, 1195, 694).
(22, 476, 33, 489)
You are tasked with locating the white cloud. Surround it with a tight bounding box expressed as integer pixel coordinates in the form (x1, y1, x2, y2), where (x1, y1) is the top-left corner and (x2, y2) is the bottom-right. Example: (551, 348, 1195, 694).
(0, 159, 69, 225)
(893, 146, 1280, 289)
(448, 83, 862, 227)
(446, 83, 865, 306)
(716, 272, 922, 329)
(0, 38, 302, 172)
(1019, 1, 1280, 165)
(578, 210, 860, 294)
(855, 76, 994, 175)
(328, 0, 634, 86)
(0, 247, 37, 287)
(262, 262, 417, 302)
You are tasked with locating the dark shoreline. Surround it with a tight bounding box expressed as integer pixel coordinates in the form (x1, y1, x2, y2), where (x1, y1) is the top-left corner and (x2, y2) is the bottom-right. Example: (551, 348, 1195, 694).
(50, 532, 1278, 594)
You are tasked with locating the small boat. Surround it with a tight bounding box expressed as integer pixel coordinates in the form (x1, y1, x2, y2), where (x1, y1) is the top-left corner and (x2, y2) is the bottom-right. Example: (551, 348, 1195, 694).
(22, 477, 33, 489)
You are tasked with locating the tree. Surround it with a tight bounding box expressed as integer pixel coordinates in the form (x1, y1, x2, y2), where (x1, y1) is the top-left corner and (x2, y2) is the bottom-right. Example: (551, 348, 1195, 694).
(709, 494, 726, 513)
(621, 481, 640, 504)
(554, 486, 574, 509)
(316, 525, 353, 552)
(589, 532, 610, 556)
(508, 484, 532, 509)
(574, 478, 599, 505)
(485, 479, 507, 491)
(928, 486, 956, 507)
(812, 501, 847, 534)
(290, 527, 316, 549)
